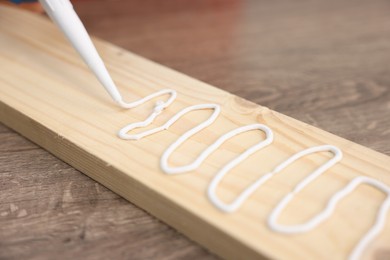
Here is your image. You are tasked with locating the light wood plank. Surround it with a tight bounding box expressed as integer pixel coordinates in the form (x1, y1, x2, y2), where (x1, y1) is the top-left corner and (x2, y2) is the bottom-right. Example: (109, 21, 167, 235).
(0, 5, 389, 260)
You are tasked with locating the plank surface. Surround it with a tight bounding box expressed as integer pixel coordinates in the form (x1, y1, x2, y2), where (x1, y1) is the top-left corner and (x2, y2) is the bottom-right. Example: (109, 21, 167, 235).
(0, 2, 388, 260)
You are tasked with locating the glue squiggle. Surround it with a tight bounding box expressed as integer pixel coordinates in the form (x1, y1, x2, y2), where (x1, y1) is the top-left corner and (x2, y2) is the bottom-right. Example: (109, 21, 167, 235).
(162, 123, 273, 175)
(269, 175, 390, 260)
(118, 89, 390, 260)
(209, 145, 341, 212)
(118, 89, 177, 140)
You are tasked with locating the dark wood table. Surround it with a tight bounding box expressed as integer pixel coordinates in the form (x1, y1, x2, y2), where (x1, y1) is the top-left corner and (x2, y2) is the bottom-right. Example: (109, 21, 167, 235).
(1, 0, 389, 259)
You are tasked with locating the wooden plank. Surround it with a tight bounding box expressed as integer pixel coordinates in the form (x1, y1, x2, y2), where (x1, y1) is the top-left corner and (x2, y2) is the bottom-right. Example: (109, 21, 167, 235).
(0, 5, 389, 260)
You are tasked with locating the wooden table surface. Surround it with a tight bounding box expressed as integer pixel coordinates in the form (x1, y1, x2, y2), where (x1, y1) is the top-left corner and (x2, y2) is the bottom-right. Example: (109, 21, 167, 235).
(1, 0, 389, 259)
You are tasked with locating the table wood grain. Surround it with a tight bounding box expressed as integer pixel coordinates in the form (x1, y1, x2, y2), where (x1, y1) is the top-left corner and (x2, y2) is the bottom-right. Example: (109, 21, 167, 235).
(1, 0, 389, 259)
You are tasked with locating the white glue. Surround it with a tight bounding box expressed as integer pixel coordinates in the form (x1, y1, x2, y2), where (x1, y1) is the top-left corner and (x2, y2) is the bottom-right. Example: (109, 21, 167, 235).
(118, 89, 390, 260)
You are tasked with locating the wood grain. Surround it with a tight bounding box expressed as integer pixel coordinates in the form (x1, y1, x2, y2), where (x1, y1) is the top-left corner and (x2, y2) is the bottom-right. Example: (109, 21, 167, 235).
(1, 0, 390, 259)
